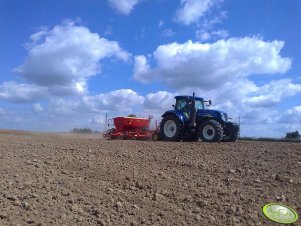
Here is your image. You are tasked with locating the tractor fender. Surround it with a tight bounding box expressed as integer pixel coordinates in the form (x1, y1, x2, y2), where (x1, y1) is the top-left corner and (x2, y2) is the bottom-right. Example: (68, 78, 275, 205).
(161, 110, 185, 126)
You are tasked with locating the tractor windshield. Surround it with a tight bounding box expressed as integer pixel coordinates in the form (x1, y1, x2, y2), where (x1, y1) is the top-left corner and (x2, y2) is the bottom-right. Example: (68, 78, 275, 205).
(175, 98, 206, 112)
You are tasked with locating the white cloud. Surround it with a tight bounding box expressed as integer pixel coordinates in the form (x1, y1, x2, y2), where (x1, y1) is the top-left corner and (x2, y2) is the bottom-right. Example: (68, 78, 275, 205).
(32, 103, 43, 113)
(15, 20, 130, 97)
(133, 37, 291, 89)
(83, 89, 144, 112)
(195, 29, 211, 41)
(244, 79, 301, 107)
(35, 89, 145, 131)
(89, 115, 106, 126)
(133, 55, 152, 83)
(45, 89, 144, 117)
(175, 0, 221, 25)
(158, 20, 164, 28)
(196, 29, 228, 41)
(0, 82, 47, 103)
(108, 0, 141, 15)
(143, 91, 175, 111)
(187, 78, 301, 120)
(192, 7, 227, 41)
(278, 106, 301, 123)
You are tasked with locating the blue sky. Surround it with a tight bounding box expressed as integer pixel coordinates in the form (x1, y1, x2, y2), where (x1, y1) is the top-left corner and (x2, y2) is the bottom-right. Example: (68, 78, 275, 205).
(0, 0, 300, 137)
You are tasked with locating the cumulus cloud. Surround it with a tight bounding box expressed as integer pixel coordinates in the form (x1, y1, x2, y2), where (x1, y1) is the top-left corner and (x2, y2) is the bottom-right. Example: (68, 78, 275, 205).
(244, 79, 301, 107)
(47, 89, 144, 116)
(143, 91, 175, 111)
(185, 79, 301, 123)
(83, 89, 144, 112)
(175, 0, 221, 25)
(278, 106, 301, 123)
(29, 89, 144, 131)
(108, 0, 141, 15)
(0, 82, 48, 103)
(15, 20, 130, 97)
(195, 10, 228, 41)
(133, 55, 152, 83)
(196, 29, 228, 41)
(133, 37, 291, 89)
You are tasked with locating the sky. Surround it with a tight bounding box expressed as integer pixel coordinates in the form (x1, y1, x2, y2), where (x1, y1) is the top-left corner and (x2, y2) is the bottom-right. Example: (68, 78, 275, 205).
(0, 0, 301, 137)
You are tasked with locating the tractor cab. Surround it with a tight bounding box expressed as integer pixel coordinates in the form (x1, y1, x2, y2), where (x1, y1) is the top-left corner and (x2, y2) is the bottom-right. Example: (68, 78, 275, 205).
(174, 96, 208, 120)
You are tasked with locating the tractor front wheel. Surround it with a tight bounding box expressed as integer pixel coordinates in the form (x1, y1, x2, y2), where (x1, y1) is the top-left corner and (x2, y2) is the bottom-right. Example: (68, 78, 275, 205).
(198, 119, 223, 142)
(160, 115, 182, 142)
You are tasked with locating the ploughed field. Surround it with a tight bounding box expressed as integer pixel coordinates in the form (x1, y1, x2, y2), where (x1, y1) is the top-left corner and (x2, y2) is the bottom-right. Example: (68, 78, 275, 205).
(0, 130, 300, 226)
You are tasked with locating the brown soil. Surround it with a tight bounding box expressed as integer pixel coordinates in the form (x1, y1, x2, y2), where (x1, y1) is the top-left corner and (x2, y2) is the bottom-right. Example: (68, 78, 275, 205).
(0, 130, 300, 226)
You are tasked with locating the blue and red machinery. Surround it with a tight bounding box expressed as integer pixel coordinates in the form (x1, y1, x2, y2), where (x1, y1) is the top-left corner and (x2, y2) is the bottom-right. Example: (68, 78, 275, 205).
(103, 116, 159, 140)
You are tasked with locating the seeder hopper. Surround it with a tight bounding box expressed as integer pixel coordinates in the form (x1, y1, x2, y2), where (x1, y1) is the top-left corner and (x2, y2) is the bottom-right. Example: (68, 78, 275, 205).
(103, 116, 159, 140)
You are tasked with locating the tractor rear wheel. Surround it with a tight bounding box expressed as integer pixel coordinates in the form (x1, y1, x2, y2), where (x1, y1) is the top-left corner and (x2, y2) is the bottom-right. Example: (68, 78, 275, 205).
(160, 115, 182, 142)
(198, 119, 223, 142)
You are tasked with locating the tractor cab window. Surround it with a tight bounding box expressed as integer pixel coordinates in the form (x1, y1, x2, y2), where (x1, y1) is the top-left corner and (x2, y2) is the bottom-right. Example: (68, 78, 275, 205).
(195, 100, 205, 109)
(176, 98, 205, 112)
(175, 98, 190, 112)
(175, 97, 206, 120)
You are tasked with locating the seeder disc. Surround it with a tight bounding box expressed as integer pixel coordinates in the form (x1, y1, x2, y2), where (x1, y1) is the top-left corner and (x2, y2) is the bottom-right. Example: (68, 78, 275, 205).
(262, 203, 298, 224)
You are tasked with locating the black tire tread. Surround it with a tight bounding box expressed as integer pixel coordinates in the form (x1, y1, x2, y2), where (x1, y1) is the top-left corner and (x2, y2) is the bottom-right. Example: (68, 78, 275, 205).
(198, 119, 223, 142)
(160, 115, 182, 142)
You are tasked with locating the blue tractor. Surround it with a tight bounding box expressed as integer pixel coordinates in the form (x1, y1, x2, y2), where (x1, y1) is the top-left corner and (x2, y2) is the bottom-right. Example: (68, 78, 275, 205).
(159, 93, 239, 142)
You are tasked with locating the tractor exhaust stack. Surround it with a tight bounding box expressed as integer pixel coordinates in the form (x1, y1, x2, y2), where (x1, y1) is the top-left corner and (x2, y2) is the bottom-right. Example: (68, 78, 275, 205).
(190, 92, 196, 128)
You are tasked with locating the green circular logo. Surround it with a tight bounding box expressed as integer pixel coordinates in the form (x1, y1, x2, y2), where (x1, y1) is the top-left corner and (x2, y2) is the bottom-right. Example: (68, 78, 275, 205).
(262, 203, 299, 224)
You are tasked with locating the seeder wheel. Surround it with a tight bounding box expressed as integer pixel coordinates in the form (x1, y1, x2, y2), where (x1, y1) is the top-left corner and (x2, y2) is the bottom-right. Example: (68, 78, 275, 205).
(152, 132, 160, 141)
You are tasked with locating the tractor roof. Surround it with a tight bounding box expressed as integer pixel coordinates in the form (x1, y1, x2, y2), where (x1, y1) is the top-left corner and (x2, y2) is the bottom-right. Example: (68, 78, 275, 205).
(175, 95, 204, 101)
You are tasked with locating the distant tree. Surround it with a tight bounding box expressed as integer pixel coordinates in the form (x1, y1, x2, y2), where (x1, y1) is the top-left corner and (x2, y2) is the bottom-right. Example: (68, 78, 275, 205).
(127, 114, 137, 117)
(285, 130, 300, 139)
(71, 128, 93, 133)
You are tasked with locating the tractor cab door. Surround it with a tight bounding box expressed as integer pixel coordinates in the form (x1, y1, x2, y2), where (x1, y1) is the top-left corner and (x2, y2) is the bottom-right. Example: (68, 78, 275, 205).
(175, 98, 192, 120)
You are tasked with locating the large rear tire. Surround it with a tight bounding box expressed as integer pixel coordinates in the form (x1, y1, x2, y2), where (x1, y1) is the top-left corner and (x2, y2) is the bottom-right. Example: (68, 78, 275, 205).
(198, 119, 223, 142)
(160, 115, 182, 142)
